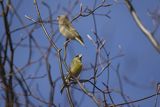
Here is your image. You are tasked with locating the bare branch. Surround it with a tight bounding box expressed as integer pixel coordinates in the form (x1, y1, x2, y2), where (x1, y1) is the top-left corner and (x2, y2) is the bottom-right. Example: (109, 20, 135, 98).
(125, 0, 160, 53)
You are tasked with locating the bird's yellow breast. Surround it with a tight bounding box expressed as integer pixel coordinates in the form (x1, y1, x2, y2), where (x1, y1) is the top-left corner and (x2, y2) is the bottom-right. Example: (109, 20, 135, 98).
(70, 59, 82, 77)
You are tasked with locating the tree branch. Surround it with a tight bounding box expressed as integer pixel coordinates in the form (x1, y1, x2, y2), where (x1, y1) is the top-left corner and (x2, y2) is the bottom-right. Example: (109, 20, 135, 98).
(125, 0, 160, 53)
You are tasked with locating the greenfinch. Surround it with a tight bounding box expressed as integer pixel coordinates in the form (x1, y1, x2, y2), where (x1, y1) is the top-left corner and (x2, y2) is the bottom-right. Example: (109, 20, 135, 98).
(61, 54, 83, 93)
(57, 15, 85, 46)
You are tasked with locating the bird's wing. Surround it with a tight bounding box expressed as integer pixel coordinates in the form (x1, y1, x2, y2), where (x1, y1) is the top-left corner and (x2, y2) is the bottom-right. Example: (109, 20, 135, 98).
(68, 25, 79, 35)
(69, 26, 84, 46)
(70, 59, 82, 77)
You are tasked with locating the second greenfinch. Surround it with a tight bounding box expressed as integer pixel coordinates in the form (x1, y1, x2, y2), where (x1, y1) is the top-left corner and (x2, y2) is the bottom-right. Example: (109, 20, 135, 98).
(57, 15, 85, 46)
(61, 54, 83, 93)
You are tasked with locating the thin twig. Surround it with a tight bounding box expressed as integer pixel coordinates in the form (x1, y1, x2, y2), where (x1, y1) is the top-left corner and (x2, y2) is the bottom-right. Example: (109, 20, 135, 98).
(113, 93, 160, 106)
(125, 0, 160, 53)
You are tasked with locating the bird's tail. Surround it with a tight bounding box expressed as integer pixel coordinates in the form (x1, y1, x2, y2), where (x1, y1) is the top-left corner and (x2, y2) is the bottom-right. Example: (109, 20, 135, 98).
(60, 84, 65, 94)
(60, 76, 70, 94)
(75, 36, 85, 46)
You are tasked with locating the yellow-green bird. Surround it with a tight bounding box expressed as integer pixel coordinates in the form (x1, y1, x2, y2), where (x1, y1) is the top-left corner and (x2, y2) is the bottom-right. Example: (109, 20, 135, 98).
(57, 15, 85, 46)
(61, 54, 83, 93)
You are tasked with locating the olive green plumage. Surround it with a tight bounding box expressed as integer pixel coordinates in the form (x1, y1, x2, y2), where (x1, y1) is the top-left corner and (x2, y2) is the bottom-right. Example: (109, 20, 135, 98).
(67, 54, 82, 79)
(61, 54, 83, 93)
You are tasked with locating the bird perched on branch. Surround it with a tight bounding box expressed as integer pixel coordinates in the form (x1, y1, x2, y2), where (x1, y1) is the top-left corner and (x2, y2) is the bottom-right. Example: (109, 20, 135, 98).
(61, 54, 83, 93)
(57, 15, 85, 46)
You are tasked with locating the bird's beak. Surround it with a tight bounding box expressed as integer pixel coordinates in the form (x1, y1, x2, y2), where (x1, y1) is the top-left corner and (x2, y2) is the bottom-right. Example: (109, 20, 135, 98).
(78, 54, 82, 59)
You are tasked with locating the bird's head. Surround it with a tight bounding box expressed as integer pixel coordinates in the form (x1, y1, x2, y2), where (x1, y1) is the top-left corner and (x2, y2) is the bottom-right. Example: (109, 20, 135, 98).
(57, 15, 69, 23)
(75, 54, 82, 61)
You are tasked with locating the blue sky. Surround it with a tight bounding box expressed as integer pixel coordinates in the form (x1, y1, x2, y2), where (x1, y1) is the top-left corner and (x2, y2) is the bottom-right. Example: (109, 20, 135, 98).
(1, 0, 160, 106)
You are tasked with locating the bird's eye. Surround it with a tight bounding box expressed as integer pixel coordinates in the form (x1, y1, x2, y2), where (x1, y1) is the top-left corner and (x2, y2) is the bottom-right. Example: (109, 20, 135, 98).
(75, 55, 79, 57)
(64, 15, 69, 19)
(57, 16, 60, 20)
(76, 54, 82, 59)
